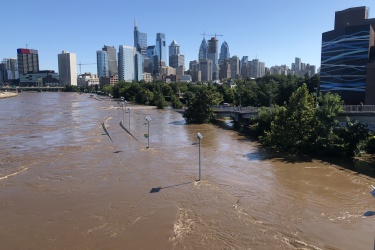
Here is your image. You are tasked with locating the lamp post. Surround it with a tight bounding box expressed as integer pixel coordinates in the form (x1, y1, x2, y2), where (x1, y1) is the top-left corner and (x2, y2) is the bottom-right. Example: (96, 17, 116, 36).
(145, 116, 151, 148)
(127, 107, 131, 131)
(238, 94, 242, 111)
(197, 132, 203, 181)
(121, 97, 126, 123)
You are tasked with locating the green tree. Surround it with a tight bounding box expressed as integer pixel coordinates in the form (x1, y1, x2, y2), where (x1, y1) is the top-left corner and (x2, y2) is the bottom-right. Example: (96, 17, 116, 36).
(152, 91, 167, 109)
(183, 86, 223, 124)
(311, 92, 344, 154)
(260, 84, 318, 153)
(170, 94, 183, 109)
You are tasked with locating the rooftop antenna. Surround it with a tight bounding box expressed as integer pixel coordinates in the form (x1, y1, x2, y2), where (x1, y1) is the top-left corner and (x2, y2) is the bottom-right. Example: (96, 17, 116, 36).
(200, 32, 206, 40)
(26, 43, 28, 49)
(134, 18, 137, 27)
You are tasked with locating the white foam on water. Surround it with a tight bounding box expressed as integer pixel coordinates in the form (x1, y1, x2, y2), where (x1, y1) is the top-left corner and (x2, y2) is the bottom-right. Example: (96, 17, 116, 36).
(0, 167, 28, 181)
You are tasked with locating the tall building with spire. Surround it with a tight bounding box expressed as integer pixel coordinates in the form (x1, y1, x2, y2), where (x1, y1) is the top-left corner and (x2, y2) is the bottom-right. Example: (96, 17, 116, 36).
(219, 41, 230, 64)
(198, 38, 208, 61)
(134, 20, 147, 56)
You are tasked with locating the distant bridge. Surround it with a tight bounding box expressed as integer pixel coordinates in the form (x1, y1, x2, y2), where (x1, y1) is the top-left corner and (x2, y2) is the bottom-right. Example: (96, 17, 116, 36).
(213, 105, 375, 130)
(0, 86, 64, 92)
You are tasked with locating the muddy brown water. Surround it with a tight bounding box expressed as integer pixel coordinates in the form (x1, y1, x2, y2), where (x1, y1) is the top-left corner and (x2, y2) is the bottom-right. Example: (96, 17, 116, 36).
(1, 92, 375, 249)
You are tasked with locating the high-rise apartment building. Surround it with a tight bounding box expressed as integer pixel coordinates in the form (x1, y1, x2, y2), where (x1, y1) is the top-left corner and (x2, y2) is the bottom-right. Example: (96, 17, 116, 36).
(134, 20, 147, 56)
(230, 56, 240, 79)
(240, 56, 248, 79)
(219, 41, 230, 64)
(102, 45, 118, 77)
(200, 59, 212, 82)
(118, 45, 135, 82)
(207, 37, 219, 80)
(17, 48, 39, 74)
(247, 59, 265, 78)
(219, 59, 231, 80)
(321, 6, 375, 104)
(58, 50, 77, 86)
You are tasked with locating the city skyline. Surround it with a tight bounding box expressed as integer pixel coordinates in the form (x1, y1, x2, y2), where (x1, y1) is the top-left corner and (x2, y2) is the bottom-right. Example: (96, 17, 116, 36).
(1, 1, 375, 75)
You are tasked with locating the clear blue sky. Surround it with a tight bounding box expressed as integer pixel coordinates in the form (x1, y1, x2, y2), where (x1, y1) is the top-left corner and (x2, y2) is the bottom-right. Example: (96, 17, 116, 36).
(1, 0, 375, 75)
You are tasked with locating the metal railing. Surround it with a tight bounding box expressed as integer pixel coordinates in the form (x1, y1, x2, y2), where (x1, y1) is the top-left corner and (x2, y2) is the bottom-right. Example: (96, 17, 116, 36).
(342, 105, 375, 112)
(212, 105, 375, 113)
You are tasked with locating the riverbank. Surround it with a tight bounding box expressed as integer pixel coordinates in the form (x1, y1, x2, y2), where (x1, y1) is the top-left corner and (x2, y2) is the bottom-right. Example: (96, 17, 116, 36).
(0, 91, 18, 99)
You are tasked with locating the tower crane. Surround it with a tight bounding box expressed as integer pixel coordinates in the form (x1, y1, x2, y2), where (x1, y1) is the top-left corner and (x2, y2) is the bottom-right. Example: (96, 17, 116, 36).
(77, 62, 97, 75)
(200, 32, 223, 40)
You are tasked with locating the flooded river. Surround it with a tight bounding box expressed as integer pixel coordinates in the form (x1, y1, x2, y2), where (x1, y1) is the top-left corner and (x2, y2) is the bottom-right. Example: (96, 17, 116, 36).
(1, 92, 375, 249)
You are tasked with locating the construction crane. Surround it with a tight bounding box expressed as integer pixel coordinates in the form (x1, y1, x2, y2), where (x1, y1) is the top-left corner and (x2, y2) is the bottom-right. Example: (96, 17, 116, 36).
(200, 32, 223, 40)
(77, 62, 97, 75)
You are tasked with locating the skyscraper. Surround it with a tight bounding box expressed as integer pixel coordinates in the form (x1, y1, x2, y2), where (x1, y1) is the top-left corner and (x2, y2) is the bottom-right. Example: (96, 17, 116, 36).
(198, 38, 208, 61)
(155, 33, 167, 67)
(134, 19, 147, 56)
(169, 40, 180, 56)
(135, 52, 143, 82)
(96, 50, 109, 78)
(230, 56, 239, 79)
(58, 51, 77, 86)
(17, 48, 39, 74)
(169, 40, 184, 69)
(0, 58, 18, 83)
(294, 57, 301, 72)
(118, 45, 135, 82)
(321, 6, 375, 104)
(219, 41, 230, 64)
(207, 37, 219, 80)
(102, 45, 118, 77)
(200, 59, 212, 82)
(247, 59, 265, 78)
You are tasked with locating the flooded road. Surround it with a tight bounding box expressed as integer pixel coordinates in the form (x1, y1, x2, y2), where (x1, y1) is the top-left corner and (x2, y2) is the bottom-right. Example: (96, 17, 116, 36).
(1, 92, 375, 249)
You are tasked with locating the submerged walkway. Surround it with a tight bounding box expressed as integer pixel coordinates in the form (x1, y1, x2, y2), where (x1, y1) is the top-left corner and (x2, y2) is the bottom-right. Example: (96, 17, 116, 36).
(0, 92, 18, 99)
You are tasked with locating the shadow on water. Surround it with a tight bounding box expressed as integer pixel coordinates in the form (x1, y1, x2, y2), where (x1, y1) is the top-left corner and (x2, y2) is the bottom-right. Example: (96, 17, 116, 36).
(150, 181, 193, 193)
(169, 120, 186, 125)
(113, 151, 123, 154)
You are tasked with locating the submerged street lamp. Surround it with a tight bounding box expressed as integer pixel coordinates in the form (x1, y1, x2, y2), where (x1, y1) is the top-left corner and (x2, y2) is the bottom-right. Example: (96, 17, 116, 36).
(145, 116, 151, 148)
(127, 107, 131, 131)
(197, 132, 203, 181)
(121, 97, 126, 123)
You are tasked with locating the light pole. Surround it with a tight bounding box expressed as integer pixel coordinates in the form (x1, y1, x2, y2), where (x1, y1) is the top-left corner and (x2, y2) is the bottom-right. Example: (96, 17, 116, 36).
(145, 116, 151, 148)
(121, 97, 126, 123)
(238, 94, 241, 110)
(127, 107, 131, 131)
(197, 132, 203, 181)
